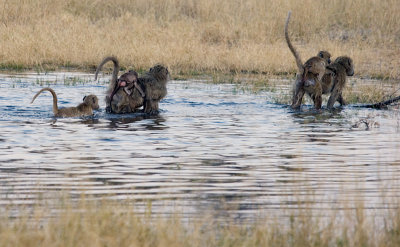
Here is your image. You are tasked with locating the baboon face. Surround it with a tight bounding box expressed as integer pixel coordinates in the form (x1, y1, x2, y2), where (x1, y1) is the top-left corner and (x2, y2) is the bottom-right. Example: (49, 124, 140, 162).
(336, 56, 354, 76)
(118, 71, 138, 87)
(150, 64, 170, 81)
(83, 95, 100, 110)
(318, 51, 332, 64)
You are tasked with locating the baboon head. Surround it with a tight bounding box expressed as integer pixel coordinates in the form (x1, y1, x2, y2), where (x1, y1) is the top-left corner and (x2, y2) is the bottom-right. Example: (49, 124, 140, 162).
(83, 95, 100, 110)
(335, 56, 354, 76)
(318, 51, 332, 64)
(149, 64, 170, 82)
(118, 70, 138, 87)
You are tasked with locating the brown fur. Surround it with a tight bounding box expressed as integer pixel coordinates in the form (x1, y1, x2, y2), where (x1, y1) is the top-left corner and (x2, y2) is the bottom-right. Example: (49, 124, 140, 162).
(285, 11, 331, 110)
(139, 64, 170, 115)
(31, 88, 99, 117)
(321, 56, 354, 108)
(95, 56, 145, 113)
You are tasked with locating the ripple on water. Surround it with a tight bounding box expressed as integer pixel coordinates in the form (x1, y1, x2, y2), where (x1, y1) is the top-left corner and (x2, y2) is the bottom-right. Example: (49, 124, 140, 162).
(0, 73, 399, 220)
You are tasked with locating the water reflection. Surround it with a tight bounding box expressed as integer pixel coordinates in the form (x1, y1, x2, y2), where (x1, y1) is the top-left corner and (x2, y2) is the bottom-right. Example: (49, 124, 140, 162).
(0, 72, 399, 221)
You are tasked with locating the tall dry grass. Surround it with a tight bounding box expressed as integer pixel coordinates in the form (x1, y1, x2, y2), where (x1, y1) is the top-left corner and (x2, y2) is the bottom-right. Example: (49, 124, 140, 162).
(0, 0, 399, 78)
(1, 197, 400, 247)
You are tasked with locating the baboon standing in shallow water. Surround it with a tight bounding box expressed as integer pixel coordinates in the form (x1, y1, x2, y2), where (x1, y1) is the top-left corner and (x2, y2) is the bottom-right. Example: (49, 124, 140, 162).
(31, 87, 99, 117)
(95, 56, 169, 115)
(285, 11, 331, 110)
(95, 56, 145, 113)
(139, 64, 170, 115)
(321, 56, 354, 108)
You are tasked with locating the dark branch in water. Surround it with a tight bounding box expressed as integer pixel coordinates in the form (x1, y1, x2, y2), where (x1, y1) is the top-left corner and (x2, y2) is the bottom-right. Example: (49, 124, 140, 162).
(354, 95, 400, 109)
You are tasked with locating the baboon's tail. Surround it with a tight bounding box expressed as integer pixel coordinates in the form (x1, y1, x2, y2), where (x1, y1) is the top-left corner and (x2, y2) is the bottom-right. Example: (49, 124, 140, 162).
(31, 87, 59, 115)
(284, 11, 304, 74)
(94, 56, 120, 85)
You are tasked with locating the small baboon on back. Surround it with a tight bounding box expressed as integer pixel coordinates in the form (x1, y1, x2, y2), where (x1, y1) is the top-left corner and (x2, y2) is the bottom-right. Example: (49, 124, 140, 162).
(284, 11, 331, 109)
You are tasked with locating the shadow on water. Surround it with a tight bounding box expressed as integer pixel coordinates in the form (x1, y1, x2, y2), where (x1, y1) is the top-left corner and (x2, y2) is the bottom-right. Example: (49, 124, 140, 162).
(0, 72, 400, 221)
(78, 112, 168, 131)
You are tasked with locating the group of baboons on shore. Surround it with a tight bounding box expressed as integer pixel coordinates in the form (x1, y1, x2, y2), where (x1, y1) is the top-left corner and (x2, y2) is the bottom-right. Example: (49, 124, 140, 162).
(31, 11, 354, 117)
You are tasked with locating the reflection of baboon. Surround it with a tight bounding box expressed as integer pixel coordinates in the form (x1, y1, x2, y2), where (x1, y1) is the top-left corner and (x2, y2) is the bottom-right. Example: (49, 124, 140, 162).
(321, 56, 354, 108)
(31, 88, 99, 117)
(95, 56, 145, 113)
(285, 11, 331, 109)
(139, 64, 170, 115)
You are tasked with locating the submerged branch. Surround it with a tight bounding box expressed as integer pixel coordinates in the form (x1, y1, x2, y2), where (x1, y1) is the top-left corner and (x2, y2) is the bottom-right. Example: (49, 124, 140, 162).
(354, 95, 400, 109)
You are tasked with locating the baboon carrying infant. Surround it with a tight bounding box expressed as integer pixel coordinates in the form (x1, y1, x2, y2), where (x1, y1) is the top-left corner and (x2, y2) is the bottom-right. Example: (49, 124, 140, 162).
(285, 11, 331, 110)
(31, 88, 99, 117)
(285, 11, 354, 109)
(95, 56, 169, 115)
(95, 56, 145, 114)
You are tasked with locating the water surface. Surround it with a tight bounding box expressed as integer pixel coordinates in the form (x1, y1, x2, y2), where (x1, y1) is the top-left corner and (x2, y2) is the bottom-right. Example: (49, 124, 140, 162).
(0, 72, 399, 220)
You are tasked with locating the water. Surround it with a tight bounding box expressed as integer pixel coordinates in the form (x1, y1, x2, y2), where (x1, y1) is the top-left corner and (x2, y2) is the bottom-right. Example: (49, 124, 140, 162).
(0, 72, 399, 220)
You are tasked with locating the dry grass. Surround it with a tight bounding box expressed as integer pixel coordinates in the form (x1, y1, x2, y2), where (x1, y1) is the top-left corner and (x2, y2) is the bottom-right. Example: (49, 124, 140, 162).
(1, 197, 400, 247)
(0, 0, 399, 78)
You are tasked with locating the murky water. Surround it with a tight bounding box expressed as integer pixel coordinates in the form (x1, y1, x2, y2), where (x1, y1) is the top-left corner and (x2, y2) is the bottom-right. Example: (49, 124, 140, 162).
(0, 72, 399, 220)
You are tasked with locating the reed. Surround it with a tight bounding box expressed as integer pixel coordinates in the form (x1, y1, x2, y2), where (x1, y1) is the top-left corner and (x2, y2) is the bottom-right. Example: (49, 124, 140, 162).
(0, 0, 399, 78)
(1, 196, 400, 247)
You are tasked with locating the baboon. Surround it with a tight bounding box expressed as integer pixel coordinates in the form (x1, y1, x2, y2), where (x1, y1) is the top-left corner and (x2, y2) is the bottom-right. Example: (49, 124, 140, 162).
(285, 11, 331, 110)
(321, 56, 354, 108)
(95, 56, 170, 115)
(139, 64, 169, 115)
(95, 56, 145, 113)
(31, 88, 99, 117)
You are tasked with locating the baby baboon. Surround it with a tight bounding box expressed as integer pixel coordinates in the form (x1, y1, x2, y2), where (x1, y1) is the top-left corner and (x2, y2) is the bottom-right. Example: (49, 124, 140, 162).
(318, 51, 332, 64)
(139, 64, 170, 115)
(31, 88, 99, 117)
(95, 56, 145, 113)
(321, 56, 354, 108)
(285, 11, 331, 109)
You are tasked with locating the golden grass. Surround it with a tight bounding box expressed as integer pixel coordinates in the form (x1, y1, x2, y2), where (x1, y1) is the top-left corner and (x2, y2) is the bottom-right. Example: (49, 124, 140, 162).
(1, 197, 400, 247)
(0, 0, 399, 78)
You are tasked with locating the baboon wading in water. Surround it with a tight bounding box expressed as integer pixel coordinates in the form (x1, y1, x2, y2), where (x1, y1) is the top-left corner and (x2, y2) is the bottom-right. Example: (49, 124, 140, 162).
(321, 56, 354, 108)
(95, 56, 169, 115)
(31, 87, 99, 117)
(95, 56, 144, 113)
(285, 11, 331, 110)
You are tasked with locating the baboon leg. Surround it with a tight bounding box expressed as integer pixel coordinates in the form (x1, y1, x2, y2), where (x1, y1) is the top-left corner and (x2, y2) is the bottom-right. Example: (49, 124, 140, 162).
(144, 100, 160, 115)
(327, 84, 343, 109)
(291, 84, 305, 109)
(337, 94, 346, 106)
(312, 93, 322, 110)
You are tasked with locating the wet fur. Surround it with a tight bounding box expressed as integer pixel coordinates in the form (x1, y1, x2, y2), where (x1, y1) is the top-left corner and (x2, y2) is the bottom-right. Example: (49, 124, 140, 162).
(320, 56, 354, 108)
(31, 87, 99, 117)
(285, 11, 331, 110)
(95, 56, 144, 113)
(138, 64, 169, 115)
